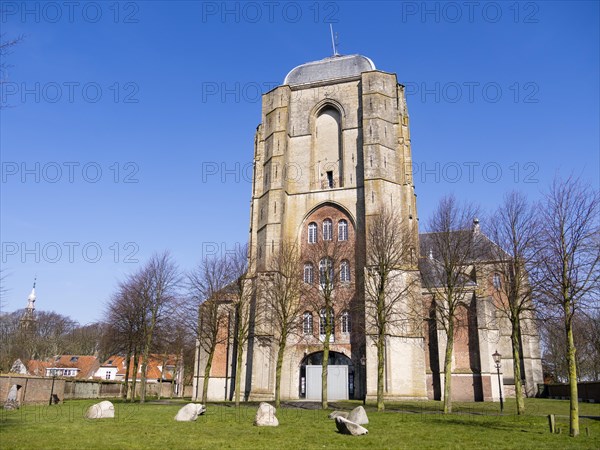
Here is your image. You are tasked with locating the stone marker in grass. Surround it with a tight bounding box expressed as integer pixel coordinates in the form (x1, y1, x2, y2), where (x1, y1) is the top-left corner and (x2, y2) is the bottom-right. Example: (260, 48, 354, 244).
(328, 411, 349, 420)
(175, 403, 206, 422)
(3, 385, 19, 410)
(335, 416, 368, 436)
(85, 401, 114, 419)
(254, 402, 279, 427)
(347, 405, 368, 425)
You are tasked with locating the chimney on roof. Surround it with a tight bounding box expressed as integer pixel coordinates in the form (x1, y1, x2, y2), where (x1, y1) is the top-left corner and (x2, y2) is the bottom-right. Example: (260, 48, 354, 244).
(472, 218, 480, 234)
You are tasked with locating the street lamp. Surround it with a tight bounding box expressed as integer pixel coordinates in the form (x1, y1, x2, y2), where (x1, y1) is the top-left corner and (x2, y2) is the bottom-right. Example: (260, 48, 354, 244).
(48, 370, 57, 406)
(492, 350, 504, 412)
(360, 355, 366, 406)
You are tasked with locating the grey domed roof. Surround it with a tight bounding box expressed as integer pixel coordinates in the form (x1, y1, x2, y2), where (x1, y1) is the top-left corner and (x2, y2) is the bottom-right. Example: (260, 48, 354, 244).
(283, 54, 376, 86)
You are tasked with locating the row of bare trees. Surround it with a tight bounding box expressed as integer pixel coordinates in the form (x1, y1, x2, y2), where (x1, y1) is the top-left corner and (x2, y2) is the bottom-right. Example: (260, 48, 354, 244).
(0, 310, 105, 372)
(103, 251, 183, 402)
(182, 246, 254, 406)
(420, 175, 598, 438)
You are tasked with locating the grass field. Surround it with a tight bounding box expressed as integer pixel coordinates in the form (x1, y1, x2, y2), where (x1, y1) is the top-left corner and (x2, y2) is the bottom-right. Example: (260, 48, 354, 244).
(1, 398, 599, 449)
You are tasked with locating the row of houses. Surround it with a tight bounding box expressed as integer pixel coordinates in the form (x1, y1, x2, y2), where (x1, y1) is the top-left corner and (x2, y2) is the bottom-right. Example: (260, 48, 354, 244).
(9, 354, 183, 384)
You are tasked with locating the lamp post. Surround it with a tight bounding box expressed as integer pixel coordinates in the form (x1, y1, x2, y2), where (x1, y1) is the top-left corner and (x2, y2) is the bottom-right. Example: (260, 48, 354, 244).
(360, 354, 366, 406)
(48, 371, 56, 406)
(492, 350, 503, 413)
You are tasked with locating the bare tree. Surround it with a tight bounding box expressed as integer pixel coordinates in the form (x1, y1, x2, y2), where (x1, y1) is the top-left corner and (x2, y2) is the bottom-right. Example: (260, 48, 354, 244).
(137, 252, 180, 403)
(103, 274, 146, 401)
(533, 175, 599, 437)
(364, 206, 420, 411)
(0, 269, 9, 309)
(187, 254, 231, 403)
(229, 244, 255, 406)
(0, 33, 24, 109)
(261, 241, 305, 408)
(541, 311, 600, 383)
(304, 237, 353, 409)
(486, 191, 540, 414)
(420, 195, 480, 414)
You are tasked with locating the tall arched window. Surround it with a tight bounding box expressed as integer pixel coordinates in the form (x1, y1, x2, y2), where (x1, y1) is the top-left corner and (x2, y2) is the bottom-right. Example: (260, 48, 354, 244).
(303, 312, 313, 335)
(340, 260, 351, 283)
(341, 310, 351, 333)
(308, 222, 317, 243)
(323, 219, 333, 241)
(338, 219, 348, 241)
(304, 263, 314, 284)
(319, 258, 333, 289)
(315, 107, 343, 189)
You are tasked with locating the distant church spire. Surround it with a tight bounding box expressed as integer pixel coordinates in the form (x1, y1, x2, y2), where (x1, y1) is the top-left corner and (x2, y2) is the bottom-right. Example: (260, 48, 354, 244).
(20, 278, 37, 330)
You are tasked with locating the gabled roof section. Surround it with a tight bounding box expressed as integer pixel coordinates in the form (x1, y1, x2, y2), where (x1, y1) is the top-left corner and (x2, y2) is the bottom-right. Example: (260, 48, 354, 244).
(418, 229, 507, 288)
(48, 355, 100, 378)
(419, 230, 507, 264)
(101, 354, 179, 380)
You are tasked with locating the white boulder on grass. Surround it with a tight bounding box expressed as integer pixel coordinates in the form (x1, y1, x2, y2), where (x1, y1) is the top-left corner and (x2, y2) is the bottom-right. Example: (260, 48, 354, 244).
(347, 405, 369, 425)
(175, 403, 206, 422)
(254, 402, 279, 426)
(85, 401, 115, 419)
(335, 416, 369, 436)
(328, 411, 349, 419)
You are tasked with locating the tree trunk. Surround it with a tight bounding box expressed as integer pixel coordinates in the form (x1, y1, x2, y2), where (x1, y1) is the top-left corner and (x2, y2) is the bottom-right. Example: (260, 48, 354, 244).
(202, 348, 215, 404)
(377, 330, 385, 411)
(274, 331, 287, 408)
(158, 356, 166, 400)
(139, 354, 148, 403)
(321, 319, 331, 409)
(443, 318, 454, 414)
(565, 308, 579, 437)
(131, 351, 139, 402)
(511, 317, 525, 414)
(123, 346, 132, 401)
(234, 338, 244, 406)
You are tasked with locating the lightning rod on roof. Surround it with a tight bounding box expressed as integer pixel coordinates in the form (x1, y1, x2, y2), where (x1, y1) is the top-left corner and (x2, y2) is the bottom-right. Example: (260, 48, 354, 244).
(329, 24, 339, 56)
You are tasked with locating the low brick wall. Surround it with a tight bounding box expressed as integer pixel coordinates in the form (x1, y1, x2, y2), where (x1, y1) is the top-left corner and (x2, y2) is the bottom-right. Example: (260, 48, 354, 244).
(63, 379, 123, 400)
(1, 375, 191, 405)
(0, 375, 65, 405)
(540, 382, 600, 402)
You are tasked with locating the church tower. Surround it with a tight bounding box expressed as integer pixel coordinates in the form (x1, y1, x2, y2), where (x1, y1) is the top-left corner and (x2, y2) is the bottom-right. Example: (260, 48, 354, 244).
(245, 54, 428, 401)
(20, 279, 37, 331)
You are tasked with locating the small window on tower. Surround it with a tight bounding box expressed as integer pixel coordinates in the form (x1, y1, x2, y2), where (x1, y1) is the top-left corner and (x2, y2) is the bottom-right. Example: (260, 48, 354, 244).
(327, 171, 334, 188)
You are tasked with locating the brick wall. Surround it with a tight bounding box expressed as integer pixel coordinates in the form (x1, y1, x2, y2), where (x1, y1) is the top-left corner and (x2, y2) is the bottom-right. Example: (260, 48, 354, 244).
(1, 375, 191, 405)
(543, 382, 600, 402)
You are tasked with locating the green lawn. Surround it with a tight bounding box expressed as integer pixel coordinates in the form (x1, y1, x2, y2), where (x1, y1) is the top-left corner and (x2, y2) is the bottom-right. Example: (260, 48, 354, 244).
(1, 398, 598, 449)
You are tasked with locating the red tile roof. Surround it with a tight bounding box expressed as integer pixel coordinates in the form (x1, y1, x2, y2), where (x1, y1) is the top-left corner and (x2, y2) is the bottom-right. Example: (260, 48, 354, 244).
(26, 359, 51, 377)
(100, 354, 179, 381)
(26, 355, 100, 379)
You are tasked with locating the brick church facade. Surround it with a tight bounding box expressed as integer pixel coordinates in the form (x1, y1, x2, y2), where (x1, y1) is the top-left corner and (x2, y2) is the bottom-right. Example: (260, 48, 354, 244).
(192, 54, 543, 403)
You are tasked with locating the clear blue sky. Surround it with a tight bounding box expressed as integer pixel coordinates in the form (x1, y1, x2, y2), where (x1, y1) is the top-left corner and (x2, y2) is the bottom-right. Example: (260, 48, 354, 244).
(1, 1, 598, 324)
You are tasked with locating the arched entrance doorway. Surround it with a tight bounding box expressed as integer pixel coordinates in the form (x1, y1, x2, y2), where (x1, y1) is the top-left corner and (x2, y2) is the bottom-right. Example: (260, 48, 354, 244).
(299, 351, 354, 400)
